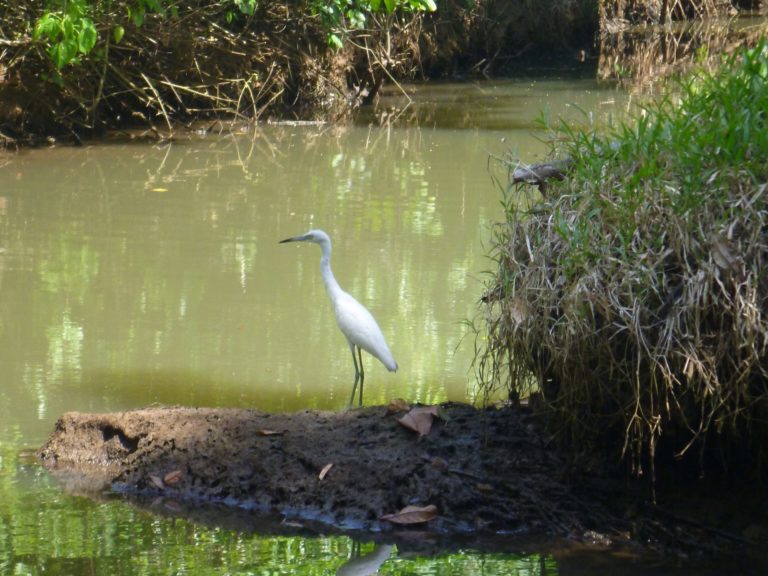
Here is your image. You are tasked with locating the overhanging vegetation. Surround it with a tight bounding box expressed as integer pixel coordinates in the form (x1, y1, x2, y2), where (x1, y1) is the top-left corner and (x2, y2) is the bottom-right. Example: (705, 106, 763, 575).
(0, 0, 597, 144)
(479, 40, 768, 479)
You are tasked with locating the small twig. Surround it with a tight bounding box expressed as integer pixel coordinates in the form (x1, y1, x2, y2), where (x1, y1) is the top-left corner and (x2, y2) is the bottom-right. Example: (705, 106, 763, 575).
(140, 72, 173, 134)
(91, 33, 111, 128)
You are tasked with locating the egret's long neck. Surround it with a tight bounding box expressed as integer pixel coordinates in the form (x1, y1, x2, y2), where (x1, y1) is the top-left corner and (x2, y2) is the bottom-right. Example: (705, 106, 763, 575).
(318, 239, 344, 302)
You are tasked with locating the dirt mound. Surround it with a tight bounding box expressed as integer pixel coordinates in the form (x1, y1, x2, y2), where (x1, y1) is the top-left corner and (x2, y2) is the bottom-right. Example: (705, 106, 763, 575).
(38, 402, 768, 561)
(38, 403, 610, 536)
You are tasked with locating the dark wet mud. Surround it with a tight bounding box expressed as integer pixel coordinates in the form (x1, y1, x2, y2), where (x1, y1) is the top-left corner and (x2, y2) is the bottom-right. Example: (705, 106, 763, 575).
(37, 402, 768, 563)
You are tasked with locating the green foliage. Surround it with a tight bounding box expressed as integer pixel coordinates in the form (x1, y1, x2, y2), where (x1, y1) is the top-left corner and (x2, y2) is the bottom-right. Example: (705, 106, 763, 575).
(226, 0, 258, 23)
(31, 0, 437, 68)
(538, 40, 768, 281)
(309, 0, 437, 48)
(33, 0, 98, 69)
(234, 0, 258, 16)
(32, 1, 270, 68)
(126, 0, 162, 28)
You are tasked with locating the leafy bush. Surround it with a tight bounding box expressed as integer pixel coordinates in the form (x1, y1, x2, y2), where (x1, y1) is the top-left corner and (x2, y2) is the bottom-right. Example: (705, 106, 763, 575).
(308, 0, 436, 48)
(31, 0, 438, 69)
(33, 0, 98, 69)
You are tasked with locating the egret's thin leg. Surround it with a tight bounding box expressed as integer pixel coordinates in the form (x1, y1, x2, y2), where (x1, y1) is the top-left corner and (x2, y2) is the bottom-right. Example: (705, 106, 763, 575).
(349, 345, 361, 407)
(357, 346, 365, 406)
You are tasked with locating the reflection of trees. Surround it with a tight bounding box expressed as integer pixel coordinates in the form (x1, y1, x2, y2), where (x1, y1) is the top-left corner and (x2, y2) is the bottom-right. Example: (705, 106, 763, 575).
(0, 461, 558, 576)
(0, 467, 383, 576)
(0, 123, 506, 431)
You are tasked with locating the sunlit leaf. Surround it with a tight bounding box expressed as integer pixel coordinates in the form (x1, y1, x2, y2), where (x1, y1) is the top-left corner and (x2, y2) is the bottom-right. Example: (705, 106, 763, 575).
(113, 25, 125, 44)
(49, 38, 78, 69)
(77, 18, 97, 54)
(34, 14, 61, 42)
(62, 14, 75, 39)
(380, 504, 438, 524)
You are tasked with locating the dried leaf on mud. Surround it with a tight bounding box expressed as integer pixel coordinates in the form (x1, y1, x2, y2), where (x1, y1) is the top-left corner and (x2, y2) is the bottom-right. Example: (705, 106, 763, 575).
(149, 475, 165, 489)
(163, 470, 182, 486)
(398, 405, 442, 437)
(387, 398, 411, 414)
(318, 462, 333, 480)
(380, 504, 439, 525)
(430, 456, 449, 471)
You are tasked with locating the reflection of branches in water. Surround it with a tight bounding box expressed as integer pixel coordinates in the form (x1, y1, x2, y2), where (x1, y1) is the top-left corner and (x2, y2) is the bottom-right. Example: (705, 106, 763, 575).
(336, 542, 393, 576)
(125, 124, 339, 188)
(597, 18, 768, 90)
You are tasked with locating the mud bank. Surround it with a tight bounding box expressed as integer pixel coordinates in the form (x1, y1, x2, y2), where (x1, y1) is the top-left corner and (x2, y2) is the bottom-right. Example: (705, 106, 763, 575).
(38, 405, 608, 531)
(36, 403, 767, 557)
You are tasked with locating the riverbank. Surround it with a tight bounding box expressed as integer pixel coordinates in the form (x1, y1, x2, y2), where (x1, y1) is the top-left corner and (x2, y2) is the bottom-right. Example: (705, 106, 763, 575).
(37, 403, 768, 560)
(477, 37, 768, 498)
(2, 1, 760, 145)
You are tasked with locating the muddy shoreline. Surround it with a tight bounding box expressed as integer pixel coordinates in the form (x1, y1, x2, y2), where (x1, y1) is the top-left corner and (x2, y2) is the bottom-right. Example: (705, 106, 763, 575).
(36, 403, 768, 561)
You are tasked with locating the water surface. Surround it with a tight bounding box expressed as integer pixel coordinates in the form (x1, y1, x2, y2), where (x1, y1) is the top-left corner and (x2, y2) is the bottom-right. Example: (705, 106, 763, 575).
(0, 75, 710, 575)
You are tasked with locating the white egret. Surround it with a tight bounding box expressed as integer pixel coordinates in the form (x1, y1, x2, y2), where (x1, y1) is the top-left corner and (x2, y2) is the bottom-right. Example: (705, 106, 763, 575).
(279, 229, 398, 406)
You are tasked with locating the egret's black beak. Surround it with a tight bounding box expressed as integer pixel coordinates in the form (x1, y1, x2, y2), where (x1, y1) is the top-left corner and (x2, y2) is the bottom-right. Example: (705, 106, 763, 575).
(279, 233, 309, 244)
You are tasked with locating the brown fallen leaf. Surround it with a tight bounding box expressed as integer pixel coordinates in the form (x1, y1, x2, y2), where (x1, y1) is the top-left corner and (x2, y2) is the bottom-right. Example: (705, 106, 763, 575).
(163, 470, 183, 486)
(430, 457, 449, 471)
(386, 398, 411, 414)
(398, 405, 441, 437)
(318, 462, 333, 480)
(149, 475, 165, 489)
(257, 429, 284, 436)
(380, 504, 439, 525)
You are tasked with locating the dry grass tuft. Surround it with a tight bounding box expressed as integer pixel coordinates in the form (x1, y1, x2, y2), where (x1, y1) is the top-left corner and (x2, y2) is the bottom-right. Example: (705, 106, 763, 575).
(477, 40, 768, 478)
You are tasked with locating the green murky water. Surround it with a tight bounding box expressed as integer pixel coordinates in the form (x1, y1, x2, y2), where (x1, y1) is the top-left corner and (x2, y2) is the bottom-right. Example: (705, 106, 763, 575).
(0, 74, 729, 574)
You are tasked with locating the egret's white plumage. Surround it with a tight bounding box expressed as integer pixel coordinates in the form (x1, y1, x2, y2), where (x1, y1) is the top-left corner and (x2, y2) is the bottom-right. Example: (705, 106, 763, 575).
(279, 229, 397, 406)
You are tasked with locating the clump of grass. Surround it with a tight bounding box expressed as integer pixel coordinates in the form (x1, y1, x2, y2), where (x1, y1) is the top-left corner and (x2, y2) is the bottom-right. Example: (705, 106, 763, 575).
(479, 40, 768, 478)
